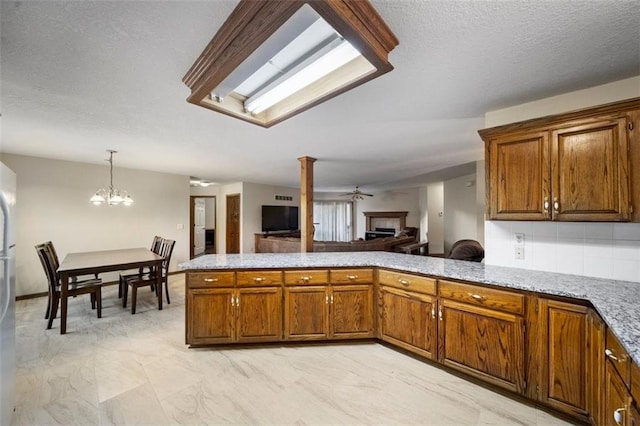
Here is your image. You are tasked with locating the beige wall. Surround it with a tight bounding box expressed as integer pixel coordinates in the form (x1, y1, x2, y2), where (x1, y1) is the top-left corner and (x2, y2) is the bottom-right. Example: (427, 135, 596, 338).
(1, 153, 190, 297)
(425, 182, 444, 254)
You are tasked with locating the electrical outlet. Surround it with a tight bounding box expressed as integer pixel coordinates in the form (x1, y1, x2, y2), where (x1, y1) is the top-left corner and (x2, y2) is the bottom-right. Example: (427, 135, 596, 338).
(514, 233, 524, 245)
(514, 246, 525, 260)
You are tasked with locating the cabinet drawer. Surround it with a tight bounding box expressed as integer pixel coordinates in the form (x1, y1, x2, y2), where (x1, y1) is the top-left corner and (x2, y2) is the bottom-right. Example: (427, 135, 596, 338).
(632, 362, 640, 404)
(237, 270, 283, 286)
(284, 270, 329, 285)
(606, 327, 631, 386)
(378, 269, 436, 295)
(438, 279, 524, 315)
(330, 268, 373, 284)
(187, 271, 235, 288)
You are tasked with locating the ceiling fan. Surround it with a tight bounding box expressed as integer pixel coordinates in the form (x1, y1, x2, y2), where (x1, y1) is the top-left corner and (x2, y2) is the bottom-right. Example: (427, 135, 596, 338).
(339, 186, 374, 200)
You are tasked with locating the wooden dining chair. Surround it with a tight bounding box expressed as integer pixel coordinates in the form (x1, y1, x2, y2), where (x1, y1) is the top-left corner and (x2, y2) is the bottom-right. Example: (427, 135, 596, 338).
(118, 235, 163, 298)
(35, 243, 103, 329)
(122, 239, 175, 314)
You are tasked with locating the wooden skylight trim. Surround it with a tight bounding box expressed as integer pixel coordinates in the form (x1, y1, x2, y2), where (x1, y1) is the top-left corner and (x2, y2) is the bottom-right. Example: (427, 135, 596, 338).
(182, 0, 399, 128)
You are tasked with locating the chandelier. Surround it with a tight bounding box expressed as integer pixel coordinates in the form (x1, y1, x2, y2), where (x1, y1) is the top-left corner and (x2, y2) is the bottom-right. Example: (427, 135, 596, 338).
(89, 150, 134, 206)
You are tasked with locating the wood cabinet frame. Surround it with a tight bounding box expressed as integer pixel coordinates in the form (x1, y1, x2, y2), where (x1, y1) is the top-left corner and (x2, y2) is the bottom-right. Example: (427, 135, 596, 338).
(480, 97, 640, 222)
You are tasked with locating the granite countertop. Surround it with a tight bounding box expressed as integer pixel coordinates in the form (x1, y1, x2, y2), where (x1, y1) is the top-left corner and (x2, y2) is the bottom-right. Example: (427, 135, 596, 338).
(180, 251, 640, 365)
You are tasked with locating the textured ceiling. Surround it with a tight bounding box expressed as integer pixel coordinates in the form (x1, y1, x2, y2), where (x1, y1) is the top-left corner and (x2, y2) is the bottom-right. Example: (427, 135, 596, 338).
(1, 0, 639, 192)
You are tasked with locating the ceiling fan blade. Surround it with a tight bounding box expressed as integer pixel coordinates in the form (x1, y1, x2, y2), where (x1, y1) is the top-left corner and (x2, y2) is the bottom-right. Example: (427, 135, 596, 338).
(338, 192, 353, 196)
(361, 193, 374, 197)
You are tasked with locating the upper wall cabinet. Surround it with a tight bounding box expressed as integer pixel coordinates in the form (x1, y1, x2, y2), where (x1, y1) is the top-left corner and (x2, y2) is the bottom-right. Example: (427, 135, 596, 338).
(479, 98, 640, 222)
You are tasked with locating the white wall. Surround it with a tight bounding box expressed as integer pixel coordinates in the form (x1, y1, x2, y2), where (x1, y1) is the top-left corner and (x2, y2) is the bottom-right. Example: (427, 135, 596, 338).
(443, 174, 478, 254)
(426, 182, 444, 254)
(1, 153, 190, 297)
(483, 76, 640, 282)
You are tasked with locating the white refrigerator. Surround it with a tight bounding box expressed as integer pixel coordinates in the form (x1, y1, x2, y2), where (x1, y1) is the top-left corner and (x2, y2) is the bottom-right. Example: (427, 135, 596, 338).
(0, 161, 16, 425)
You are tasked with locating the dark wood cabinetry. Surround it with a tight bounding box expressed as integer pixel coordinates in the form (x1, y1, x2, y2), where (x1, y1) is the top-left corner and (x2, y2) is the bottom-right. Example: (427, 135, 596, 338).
(480, 98, 640, 221)
(284, 269, 374, 340)
(538, 299, 592, 420)
(185, 265, 639, 425)
(438, 299, 524, 393)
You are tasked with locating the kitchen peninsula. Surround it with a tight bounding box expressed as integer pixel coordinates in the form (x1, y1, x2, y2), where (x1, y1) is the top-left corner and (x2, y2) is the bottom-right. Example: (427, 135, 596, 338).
(180, 252, 640, 424)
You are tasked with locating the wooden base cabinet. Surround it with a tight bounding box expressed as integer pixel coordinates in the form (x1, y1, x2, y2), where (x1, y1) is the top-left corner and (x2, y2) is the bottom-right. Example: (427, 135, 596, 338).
(438, 299, 525, 393)
(284, 284, 374, 341)
(188, 288, 235, 345)
(538, 299, 591, 419)
(380, 286, 437, 360)
(187, 286, 283, 345)
(606, 361, 634, 426)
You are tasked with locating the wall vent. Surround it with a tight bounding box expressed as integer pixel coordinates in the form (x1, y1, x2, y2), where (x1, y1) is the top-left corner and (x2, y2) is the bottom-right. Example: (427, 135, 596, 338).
(275, 195, 293, 201)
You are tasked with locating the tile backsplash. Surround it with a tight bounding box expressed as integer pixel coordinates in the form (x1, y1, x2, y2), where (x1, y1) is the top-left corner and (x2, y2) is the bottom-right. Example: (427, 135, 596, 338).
(484, 221, 640, 283)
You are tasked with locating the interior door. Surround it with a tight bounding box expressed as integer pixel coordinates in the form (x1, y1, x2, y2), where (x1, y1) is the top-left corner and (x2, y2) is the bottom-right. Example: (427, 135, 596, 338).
(193, 198, 206, 256)
(226, 194, 240, 254)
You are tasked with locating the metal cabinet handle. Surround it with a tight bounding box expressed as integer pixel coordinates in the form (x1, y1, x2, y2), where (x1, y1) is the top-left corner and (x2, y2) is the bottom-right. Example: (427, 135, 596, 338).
(325, 294, 330, 304)
(347, 275, 358, 280)
(438, 306, 443, 321)
(236, 295, 240, 307)
(253, 277, 265, 283)
(469, 293, 486, 301)
(431, 307, 435, 319)
(553, 197, 559, 213)
(330, 294, 334, 304)
(543, 196, 549, 213)
(605, 349, 628, 363)
(614, 407, 627, 425)
(231, 294, 235, 306)
(301, 276, 311, 282)
(398, 279, 410, 286)
(204, 278, 218, 282)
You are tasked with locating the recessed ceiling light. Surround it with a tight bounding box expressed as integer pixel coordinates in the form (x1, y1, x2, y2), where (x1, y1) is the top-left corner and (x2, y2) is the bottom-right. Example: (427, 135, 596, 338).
(183, 1, 398, 128)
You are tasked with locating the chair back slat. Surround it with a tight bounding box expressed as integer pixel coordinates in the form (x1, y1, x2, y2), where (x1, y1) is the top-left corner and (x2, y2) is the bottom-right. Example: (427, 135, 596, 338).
(159, 239, 176, 275)
(35, 243, 59, 292)
(151, 235, 163, 254)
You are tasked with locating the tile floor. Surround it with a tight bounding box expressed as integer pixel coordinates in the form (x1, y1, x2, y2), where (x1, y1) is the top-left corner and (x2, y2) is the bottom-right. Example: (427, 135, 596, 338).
(12, 275, 573, 425)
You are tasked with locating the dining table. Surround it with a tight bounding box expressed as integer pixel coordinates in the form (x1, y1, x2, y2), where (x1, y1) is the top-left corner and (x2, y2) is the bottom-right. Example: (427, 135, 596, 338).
(57, 247, 165, 334)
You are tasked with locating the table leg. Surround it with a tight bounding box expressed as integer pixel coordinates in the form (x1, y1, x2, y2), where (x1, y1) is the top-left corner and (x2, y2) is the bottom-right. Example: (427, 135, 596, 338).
(156, 261, 163, 310)
(60, 273, 69, 334)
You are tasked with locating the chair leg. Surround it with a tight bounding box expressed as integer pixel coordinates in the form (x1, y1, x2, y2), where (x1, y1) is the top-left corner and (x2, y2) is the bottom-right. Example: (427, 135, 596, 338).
(164, 278, 170, 305)
(96, 288, 102, 319)
(45, 292, 51, 319)
(47, 293, 59, 330)
(131, 285, 137, 315)
(90, 293, 96, 310)
(122, 282, 128, 308)
(118, 276, 123, 298)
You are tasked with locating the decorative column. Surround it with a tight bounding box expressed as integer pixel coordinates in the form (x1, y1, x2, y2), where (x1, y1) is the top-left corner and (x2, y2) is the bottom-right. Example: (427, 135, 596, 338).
(298, 156, 316, 253)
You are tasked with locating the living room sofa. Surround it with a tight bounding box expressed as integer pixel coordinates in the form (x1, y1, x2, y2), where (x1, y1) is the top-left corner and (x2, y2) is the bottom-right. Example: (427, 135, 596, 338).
(256, 234, 416, 254)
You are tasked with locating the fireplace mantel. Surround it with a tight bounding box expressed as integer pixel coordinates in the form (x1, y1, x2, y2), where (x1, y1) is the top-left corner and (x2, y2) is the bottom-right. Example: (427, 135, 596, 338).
(363, 211, 408, 232)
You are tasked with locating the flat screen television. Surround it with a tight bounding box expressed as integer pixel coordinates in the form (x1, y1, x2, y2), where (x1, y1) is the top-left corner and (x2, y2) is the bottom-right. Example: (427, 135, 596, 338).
(261, 205, 299, 232)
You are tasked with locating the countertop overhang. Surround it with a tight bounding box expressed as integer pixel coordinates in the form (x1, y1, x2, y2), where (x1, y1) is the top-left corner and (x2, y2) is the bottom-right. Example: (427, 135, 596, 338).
(180, 251, 640, 364)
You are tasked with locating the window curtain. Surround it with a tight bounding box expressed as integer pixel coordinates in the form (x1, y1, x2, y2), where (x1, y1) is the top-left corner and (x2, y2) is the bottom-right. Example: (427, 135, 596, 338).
(313, 201, 353, 242)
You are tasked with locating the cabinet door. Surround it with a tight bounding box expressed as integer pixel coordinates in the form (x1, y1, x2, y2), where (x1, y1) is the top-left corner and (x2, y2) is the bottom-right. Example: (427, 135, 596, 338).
(486, 131, 550, 220)
(330, 284, 374, 339)
(380, 286, 437, 360)
(187, 288, 235, 345)
(552, 117, 629, 221)
(628, 109, 640, 222)
(630, 405, 640, 426)
(539, 299, 590, 419)
(605, 361, 632, 426)
(236, 287, 283, 343)
(439, 299, 524, 393)
(284, 286, 328, 340)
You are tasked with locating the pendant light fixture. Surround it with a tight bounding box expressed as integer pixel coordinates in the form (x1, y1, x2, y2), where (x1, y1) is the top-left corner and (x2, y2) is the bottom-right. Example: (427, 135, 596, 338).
(90, 150, 134, 206)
